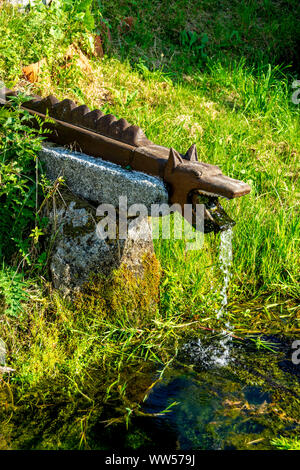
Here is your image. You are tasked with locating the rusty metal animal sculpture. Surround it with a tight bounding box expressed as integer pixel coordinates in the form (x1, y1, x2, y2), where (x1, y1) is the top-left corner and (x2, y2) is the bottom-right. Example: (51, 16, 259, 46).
(0, 88, 251, 232)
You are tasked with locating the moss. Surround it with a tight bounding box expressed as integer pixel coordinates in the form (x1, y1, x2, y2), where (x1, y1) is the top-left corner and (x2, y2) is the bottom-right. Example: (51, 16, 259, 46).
(74, 251, 161, 326)
(62, 221, 96, 238)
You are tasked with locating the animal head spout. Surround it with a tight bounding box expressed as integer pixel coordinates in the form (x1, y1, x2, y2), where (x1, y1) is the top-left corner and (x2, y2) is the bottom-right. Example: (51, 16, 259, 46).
(164, 146, 251, 233)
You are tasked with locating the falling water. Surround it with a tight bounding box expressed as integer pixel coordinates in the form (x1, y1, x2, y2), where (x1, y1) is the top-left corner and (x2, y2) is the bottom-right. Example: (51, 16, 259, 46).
(217, 227, 233, 319)
(181, 228, 234, 368)
(215, 227, 234, 366)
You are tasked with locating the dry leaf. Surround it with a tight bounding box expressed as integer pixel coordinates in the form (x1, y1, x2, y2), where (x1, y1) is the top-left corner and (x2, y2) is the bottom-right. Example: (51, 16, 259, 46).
(22, 58, 47, 83)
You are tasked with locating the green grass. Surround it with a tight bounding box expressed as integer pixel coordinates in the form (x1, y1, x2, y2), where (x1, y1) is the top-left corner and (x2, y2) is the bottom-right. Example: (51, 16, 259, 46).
(0, 0, 299, 449)
(271, 436, 300, 450)
(87, 56, 299, 304)
(99, 0, 300, 75)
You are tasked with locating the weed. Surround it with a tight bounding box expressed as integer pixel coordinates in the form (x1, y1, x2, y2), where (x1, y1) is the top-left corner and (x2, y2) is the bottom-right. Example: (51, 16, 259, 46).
(271, 436, 300, 450)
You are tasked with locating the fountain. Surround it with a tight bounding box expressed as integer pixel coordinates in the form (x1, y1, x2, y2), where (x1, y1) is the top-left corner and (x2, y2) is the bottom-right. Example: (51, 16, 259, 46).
(0, 87, 250, 306)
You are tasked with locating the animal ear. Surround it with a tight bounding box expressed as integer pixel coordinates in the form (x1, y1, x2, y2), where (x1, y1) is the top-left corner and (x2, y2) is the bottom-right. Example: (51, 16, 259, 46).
(184, 143, 198, 162)
(165, 148, 183, 173)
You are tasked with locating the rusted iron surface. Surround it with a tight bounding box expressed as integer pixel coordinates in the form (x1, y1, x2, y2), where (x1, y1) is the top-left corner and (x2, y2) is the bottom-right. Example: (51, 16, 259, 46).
(0, 88, 251, 231)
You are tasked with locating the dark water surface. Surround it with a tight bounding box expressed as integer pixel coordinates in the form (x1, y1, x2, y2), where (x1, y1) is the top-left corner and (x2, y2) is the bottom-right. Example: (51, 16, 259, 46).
(130, 333, 300, 450)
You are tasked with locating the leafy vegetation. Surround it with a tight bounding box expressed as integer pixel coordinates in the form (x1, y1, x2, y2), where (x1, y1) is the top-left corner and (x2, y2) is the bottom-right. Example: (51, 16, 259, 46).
(0, 0, 299, 450)
(0, 100, 48, 260)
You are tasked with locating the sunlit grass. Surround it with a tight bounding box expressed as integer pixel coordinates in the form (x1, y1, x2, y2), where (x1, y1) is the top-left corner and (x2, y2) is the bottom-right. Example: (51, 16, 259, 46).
(271, 436, 300, 450)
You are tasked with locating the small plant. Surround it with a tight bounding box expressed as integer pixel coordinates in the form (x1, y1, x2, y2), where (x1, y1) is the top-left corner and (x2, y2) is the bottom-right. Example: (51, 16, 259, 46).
(157, 401, 180, 415)
(0, 0, 103, 83)
(247, 335, 279, 353)
(0, 265, 28, 318)
(271, 436, 300, 450)
(180, 30, 209, 59)
(0, 97, 48, 264)
(180, 30, 199, 49)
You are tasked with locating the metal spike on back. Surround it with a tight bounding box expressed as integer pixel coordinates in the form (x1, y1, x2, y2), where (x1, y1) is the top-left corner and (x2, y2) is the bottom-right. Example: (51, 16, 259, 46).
(70, 105, 90, 126)
(122, 125, 151, 147)
(51, 99, 76, 121)
(41, 95, 60, 114)
(1, 89, 153, 147)
(96, 114, 117, 135)
(23, 95, 59, 114)
(83, 109, 104, 131)
(109, 118, 130, 140)
(22, 97, 42, 112)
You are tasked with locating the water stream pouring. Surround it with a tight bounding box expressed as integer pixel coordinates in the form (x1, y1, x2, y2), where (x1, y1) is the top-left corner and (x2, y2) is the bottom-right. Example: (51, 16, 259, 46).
(217, 227, 233, 319)
(215, 227, 234, 366)
(182, 228, 234, 368)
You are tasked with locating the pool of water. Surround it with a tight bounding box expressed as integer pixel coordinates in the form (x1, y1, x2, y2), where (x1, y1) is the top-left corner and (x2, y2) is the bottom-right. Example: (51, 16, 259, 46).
(0, 332, 299, 450)
(130, 333, 300, 450)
